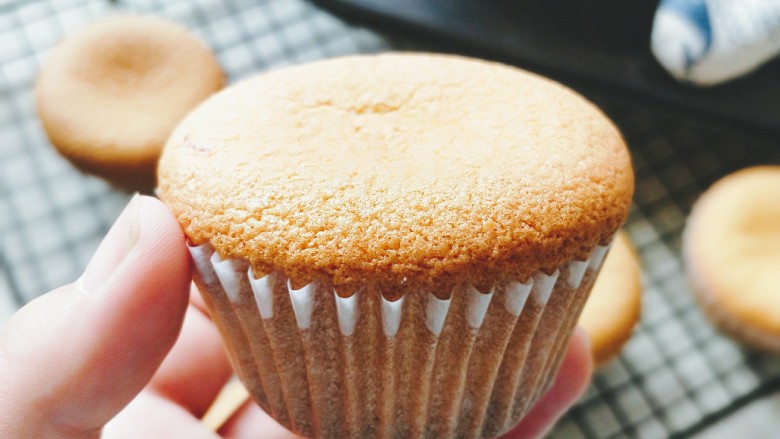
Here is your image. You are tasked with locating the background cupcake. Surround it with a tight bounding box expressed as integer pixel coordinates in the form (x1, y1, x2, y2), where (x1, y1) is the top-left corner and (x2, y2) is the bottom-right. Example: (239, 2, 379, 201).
(683, 166, 780, 353)
(158, 53, 633, 438)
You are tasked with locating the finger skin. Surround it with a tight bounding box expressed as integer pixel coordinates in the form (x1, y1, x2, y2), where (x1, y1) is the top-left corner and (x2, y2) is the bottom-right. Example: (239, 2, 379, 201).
(0, 196, 190, 438)
(502, 327, 593, 439)
(147, 304, 233, 416)
(220, 401, 302, 439)
(102, 392, 220, 439)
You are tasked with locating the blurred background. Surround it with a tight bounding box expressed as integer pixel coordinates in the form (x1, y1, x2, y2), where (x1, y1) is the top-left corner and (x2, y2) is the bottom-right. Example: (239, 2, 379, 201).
(1, 0, 779, 438)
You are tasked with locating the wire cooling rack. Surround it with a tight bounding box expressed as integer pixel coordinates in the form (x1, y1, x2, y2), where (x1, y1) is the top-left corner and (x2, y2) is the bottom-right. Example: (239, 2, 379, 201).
(1, 1, 779, 438)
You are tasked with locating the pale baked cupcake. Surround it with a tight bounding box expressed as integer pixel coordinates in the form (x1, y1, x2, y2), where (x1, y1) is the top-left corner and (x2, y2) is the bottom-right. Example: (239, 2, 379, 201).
(157, 53, 633, 438)
(684, 166, 780, 353)
(36, 15, 224, 191)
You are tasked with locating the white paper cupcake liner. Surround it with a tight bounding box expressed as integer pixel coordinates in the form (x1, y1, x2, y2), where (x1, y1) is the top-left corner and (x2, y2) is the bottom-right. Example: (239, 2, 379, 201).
(189, 241, 611, 439)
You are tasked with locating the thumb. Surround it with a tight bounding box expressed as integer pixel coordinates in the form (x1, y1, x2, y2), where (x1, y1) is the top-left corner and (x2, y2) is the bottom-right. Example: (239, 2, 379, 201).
(0, 195, 191, 439)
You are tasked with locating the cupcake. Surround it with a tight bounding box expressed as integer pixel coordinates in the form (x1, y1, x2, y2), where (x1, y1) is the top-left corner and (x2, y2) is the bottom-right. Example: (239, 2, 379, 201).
(36, 15, 224, 192)
(157, 53, 633, 438)
(683, 166, 780, 353)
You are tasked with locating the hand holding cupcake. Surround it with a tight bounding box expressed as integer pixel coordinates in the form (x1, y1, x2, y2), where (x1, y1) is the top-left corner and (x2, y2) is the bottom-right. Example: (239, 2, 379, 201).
(0, 195, 593, 439)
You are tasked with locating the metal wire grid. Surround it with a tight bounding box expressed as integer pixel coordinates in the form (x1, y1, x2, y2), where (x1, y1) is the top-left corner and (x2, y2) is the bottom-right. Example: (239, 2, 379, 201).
(557, 106, 780, 439)
(0, 0, 779, 438)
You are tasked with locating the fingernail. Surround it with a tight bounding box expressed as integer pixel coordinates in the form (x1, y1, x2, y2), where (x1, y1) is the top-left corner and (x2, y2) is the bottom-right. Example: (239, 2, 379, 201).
(78, 194, 141, 293)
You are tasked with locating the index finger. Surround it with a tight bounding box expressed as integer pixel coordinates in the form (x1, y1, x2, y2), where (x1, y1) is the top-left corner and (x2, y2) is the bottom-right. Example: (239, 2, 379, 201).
(146, 286, 233, 417)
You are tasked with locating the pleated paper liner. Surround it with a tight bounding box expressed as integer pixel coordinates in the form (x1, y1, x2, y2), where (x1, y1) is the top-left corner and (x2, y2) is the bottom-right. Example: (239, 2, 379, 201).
(189, 241, 610, 439)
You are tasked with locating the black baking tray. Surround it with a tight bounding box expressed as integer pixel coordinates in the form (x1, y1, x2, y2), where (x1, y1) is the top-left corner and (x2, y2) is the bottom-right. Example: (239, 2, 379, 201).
(314, 0, 780, 138)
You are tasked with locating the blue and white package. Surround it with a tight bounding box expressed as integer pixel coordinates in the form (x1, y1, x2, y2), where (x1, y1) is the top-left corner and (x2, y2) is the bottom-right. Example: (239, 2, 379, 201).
(651, 0, 780, 86)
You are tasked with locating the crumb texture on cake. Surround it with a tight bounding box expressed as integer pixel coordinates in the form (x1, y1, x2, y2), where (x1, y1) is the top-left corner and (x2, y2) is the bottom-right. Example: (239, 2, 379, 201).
(158, 53, 633, 290)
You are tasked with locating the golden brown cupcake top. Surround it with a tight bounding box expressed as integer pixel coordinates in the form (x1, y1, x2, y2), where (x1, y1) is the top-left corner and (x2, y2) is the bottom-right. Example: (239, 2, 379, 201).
(36, 14, 224, 191)
(158, 53, 633, 292)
